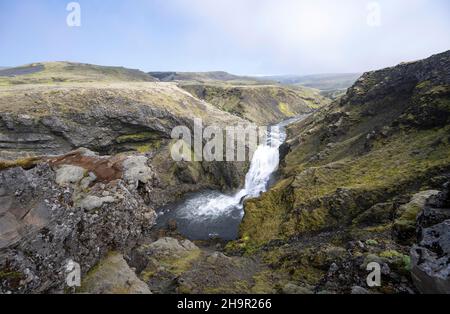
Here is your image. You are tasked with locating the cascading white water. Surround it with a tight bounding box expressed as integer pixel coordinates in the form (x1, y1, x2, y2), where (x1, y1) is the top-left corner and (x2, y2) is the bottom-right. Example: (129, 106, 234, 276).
(176, 124, 284, 221)
(156, 116, 303, 240)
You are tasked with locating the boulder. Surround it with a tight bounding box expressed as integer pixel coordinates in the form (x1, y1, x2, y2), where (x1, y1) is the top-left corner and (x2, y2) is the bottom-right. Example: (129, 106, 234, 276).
(80, 253, 151, 294)
(353, 202, 395, 226)
(146, 237, 199, 259)
(78, 195, 115, 211)
(55, 165, 86, 186)
(393, 190, 440, 244)
(123, 156, 154, 184)
(282, 283, 313, 294)
(411, 220, 450, 294)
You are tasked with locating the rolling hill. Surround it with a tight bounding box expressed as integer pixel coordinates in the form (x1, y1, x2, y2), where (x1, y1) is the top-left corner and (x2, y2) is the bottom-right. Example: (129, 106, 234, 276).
(148, 70, 273, 85)
(0, 62, 156, 85)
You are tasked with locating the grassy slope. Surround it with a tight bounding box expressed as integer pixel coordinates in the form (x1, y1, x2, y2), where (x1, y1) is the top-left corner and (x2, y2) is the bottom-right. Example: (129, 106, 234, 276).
(150, 70, 332, 124)
(0, 82, 239, 123)
(237, 51, 450, 248)
(0, 62, 251, 125)
(0, 62, 156, 86)
(180, 82, 330, 125)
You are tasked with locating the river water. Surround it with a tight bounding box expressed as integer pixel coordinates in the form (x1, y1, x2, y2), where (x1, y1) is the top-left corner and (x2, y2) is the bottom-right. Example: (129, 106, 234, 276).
(156, 116, 306, 240)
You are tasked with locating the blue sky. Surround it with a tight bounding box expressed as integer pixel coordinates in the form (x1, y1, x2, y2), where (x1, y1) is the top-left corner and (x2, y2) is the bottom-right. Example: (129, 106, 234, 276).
(0, 0, 449, 75)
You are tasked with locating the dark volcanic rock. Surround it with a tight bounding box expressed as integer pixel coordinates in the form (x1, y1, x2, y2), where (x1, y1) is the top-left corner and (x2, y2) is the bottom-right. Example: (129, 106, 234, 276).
(0, 150, 157, 293)
(410, 181, 450, 294)
(411, 220, 450, 294)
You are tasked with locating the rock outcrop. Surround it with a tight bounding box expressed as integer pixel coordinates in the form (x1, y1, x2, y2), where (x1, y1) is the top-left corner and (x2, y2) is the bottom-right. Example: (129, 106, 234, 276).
(411, 183, 450, 294)
(129, 237, 261, 294)
(0, 149, 157, 293)
(79, 253, 151, 294)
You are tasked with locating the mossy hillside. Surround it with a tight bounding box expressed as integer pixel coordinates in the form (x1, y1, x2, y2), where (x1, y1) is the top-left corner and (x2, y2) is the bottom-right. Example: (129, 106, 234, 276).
(239, 178, 295, 247)
(278, 102, 295, 117)
(240, 126, 450, 247)
(0, 82, 243, 122)
(180, 83, 330, 124)
(247, 227, 417, 293)
(237, 51, 450, 249)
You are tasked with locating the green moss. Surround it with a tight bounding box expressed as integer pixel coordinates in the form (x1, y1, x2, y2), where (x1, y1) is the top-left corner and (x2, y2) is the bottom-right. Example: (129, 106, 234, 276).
(365, 239, 379, 246)
(77, 251, 118, 293)
(379, 250, 412, 273)
(141, 249, 202, 281)
(379, 250, 403, 259)
(251, 271, 276, 294)
(181, 83, 329, 124)
(167, 249, 201, 275)
(132, 140, 162, 153)
(429, 85, 450, 94)
(140, 269, 156, 283)
(239, 178, 294, 246)
(291, 267, 325, 285)
(116, 132, 158, 144)
(0, 156, 42, 170)
(416, 80, 431, 89)
(0, 270, 23, 280)
(278, 102, 295, 117)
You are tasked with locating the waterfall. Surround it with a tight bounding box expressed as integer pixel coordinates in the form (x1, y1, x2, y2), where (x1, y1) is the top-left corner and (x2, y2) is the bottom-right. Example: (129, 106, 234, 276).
(156, 116, 303, 240)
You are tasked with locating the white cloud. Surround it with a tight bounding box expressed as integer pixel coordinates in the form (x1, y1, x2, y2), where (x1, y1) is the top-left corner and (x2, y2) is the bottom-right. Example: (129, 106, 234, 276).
(166, 0, 450, 74)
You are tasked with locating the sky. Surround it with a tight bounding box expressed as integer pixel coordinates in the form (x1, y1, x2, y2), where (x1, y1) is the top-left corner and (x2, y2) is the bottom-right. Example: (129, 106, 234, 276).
(0, 0, 449, 75)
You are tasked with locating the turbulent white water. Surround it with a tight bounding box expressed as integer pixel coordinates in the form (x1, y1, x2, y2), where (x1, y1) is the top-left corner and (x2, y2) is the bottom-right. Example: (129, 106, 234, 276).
(156, 117, 302, 240)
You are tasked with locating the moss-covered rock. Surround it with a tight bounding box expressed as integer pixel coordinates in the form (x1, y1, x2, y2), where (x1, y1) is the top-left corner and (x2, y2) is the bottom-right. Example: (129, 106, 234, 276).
(79, 252, 151, 294)
(393, 190, 440, 244)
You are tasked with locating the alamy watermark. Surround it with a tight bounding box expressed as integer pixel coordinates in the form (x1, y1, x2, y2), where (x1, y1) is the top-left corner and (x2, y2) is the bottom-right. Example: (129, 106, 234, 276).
(66, 2, 81, 27)
(366, 262, 382, 287)
(65, 259, 81, 288)
(367, 2, 382, 27)
(170, 119, 277, 162)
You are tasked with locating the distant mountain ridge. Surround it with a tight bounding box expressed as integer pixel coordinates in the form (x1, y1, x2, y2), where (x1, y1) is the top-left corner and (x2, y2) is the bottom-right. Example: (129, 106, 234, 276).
(0, 62, 156, 85)
(264, 73, 361, 90)
(149, 71, 361, 98)
(148, 71, 273, 85)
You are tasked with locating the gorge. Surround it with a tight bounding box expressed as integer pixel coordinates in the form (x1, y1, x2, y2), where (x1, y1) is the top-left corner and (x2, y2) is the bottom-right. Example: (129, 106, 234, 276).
(0, 51, 449, 294)
(157, 116, 306, 240)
